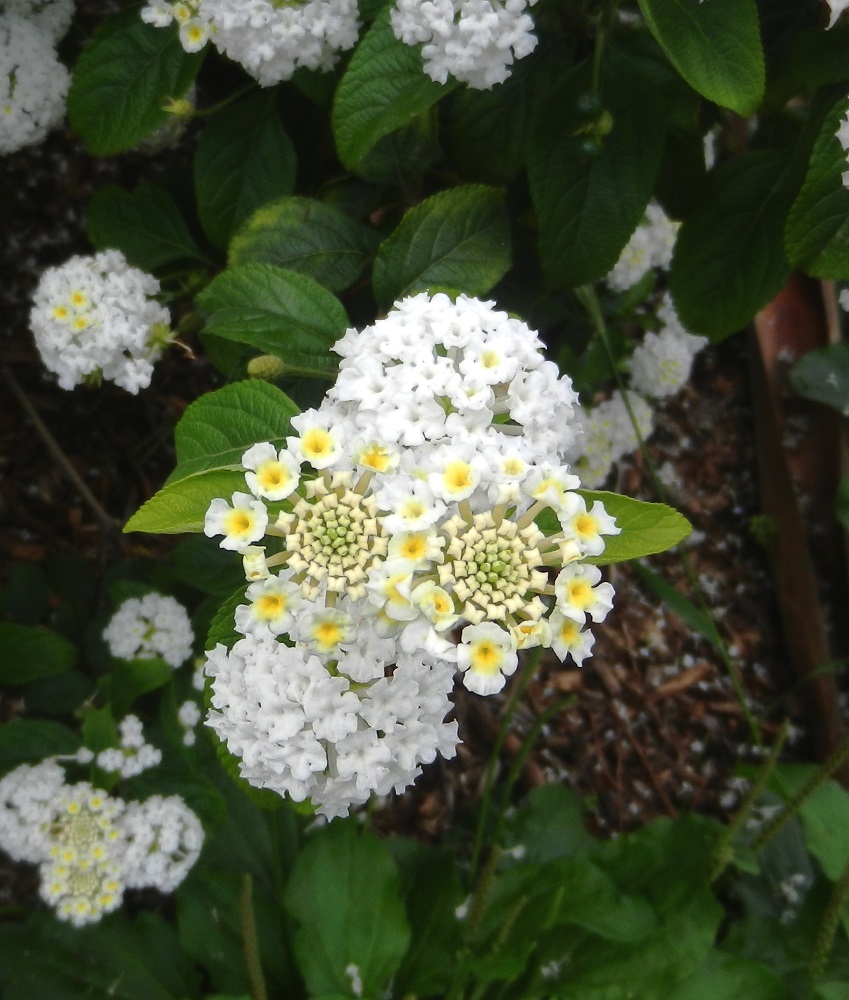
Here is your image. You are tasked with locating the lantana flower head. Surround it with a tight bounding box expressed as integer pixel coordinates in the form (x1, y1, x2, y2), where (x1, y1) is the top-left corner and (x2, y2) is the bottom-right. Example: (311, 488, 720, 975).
(142, 0, 360, 86)
(29, 250, 172, 393)
(391, 0, 540, 90)
(0, 759, 203, 925)
(103, 592, 194, 668)
(0, 13, 69, 154)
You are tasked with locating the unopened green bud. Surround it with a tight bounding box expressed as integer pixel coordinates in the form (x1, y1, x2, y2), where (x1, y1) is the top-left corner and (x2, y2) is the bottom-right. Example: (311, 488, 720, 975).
(163, 97, 194, 119)
(247, 354, 288, 380)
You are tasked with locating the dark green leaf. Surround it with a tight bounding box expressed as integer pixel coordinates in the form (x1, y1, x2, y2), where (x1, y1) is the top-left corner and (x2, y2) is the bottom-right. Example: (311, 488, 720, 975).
(670, 151, 793, 339)
(666, 952, 786, 1000)
(372, 185, 511, 306)
(205, 588, 246, 651)
(528, 42, 670, 288)
(332, 6, 455, 171)
(0, 720, 79, 777)
(197, 265, 346, 375)
(81, 704, 119, 753)
(637, 0, 764, 115)
(173, 536, 246, 597)
(785, 97, 849, 279)
(285, 821, 411, 997)
(229, 197, 378, 292)
(790, 342, 849, 412)
(0, 623, 77, 683)
(109, 657, 174, 717)
(168, 379, 301, 484)
(86, 183, 212, 272)
(2, 562, 49, 624)
(195, 94, 297, 251)
(68, 12, 203, 156)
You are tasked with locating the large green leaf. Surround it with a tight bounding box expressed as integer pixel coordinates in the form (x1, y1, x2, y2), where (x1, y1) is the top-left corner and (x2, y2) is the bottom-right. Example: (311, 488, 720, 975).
(197, 265, 347, 375)
(124, 469, 247, 535)
(527, 41, 672, 288)
(168, 379, 300, 484)
(580, 490, 692, 564)
(670, 150, 793, 340)
(785, 96, 849, 279)
(229, 197, 378, 292)
(372, 185, 511, 306)
(0, 623, 77, 684)
(637, 0, 764, 115)
(68, 12, 203, 156)
(285, 821, 411, 997)
(332, 5, 455, 171)
(0, 720, 79, 777)
(537, 491, 691, 564)
(86, 183, 213, 272)
(195, 94, 297, 251)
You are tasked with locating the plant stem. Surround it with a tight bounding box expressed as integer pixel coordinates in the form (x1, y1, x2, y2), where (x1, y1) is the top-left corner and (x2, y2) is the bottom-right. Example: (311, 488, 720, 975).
(574, 286, 762, 747)
(809, 854, 849, 983)
(753, 731, 849, 852)
(241, 873, 269, 1000)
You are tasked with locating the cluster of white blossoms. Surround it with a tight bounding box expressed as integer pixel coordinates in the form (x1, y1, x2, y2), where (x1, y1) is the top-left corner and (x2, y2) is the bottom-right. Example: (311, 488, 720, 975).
(605, 202, 679, 293)
(627, 294, 708, 400)
(95, 716, 163, 779)
(567, 390, 654, 489)
(102, 592, 194, 668)
(835, 106, 849, 190)
(141, 0, 359, 86)
(391, 0, 539, 89)
(29, 250, 173, 393)
(203, 292, 619, 817)
(177, 699, 201, 746)
(0, 759, 203, 925)
(0, 11, 70, 154)
(2, 0, 74, 43)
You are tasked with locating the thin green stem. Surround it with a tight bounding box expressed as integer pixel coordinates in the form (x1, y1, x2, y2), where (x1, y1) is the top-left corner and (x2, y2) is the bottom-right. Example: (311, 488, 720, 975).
(240, 874, 269, 1000)
(810, 855, 849, 983)
(188, 81, 257, 118)
(575, 285, 762, 746)
(468, 649, 542, 885)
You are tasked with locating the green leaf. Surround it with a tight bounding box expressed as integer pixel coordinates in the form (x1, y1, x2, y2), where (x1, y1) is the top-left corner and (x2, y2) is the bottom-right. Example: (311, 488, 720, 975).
(197, 265, 346, 375)
(631, 561, 723, 651)
(785, 97, 849, 279)
(82, 704, 119, 753)
(86, 183, 212, 272)
(536, 491, 691, 564)
(0, 623, 77, 684)
(168, 379, 301, 484)
(285, 821, 411, 997)
(332, 5, 455, 171)
(637, 0, 764, 115)
(787, 25, 849, 90)
(68, 12, 203, 156)
(579, 490, 692, 564)
(124, 469, 248, 535)
(670, 151, 793, 340)
(790, 342, 849, 412)
(372, 185, 511, 306)
(195, 94, 297, 251)
(503, 784, 595, 865)
(666, 952, 786, 1000)
(173, 537, 246, 597)
(205, 588, 246, 651)
(0, 720, 79, 777)
(527, 41, 671, 288)
(229, 197, 378, 292)
(108, 657, 174, 717)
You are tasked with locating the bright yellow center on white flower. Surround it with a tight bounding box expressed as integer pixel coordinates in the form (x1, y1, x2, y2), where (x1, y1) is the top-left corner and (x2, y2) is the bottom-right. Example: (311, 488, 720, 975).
(313, 620, 344, 650)
(567, 579, 593, 610)
(256, 460, 294, 494)
(573, 513, 599, 540)
(469, 639, 503, 674)
(442, 461, 475, 496)
(225, 509, 256, 538)
(300, 428, 334, 463)
(257, 593, 286, 619)
(358, 443, 394, 472)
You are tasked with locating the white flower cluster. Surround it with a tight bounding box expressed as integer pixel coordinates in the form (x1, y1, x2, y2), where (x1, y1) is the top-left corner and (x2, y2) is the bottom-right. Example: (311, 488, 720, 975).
(203, 292, 619, 817)
(2, 0, 74, 42)
(0, 759, 203, 925)
(390, 0, 538, 90)
(836, 108, 849, 190)
(605, 202, 679, 293)
(177, 699, 201, 746)
(0, 12, 69, 154)
(628, 296, 708, 399)
(102, 592, 194, 667)
(141, 0, 359, 87)
(567, 390, 654, 489)
(95, 716, 162, 779)
(29, 250, 173, 393)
